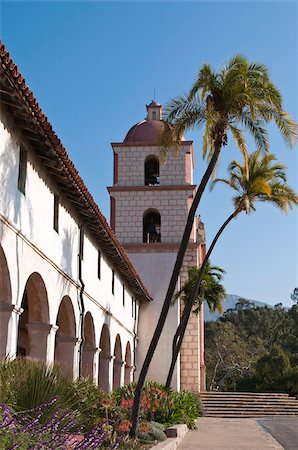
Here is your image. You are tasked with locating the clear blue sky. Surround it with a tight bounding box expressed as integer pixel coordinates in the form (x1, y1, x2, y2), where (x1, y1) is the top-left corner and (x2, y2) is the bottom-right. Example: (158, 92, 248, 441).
(1, 1, 297, 307)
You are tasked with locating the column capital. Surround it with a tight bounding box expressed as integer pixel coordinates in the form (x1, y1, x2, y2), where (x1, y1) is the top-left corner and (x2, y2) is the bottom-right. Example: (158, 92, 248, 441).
(0, 303, 23, 315)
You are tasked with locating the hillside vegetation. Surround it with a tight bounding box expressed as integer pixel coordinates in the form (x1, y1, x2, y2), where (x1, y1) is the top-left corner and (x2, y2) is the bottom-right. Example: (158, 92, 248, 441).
(205, 297, 298, 395)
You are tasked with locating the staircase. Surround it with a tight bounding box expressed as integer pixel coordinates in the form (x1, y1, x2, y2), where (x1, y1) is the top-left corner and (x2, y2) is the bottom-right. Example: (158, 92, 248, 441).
(200, 392, 298, 418)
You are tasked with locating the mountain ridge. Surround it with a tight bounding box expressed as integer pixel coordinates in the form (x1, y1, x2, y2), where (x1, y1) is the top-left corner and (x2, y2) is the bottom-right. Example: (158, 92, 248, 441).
(204, 293, 272, 322)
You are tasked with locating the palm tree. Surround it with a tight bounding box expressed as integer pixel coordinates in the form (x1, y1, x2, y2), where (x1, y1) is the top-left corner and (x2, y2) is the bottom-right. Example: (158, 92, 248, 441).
(165, 150, 298, 389)
(130, 56, 296, 437)
(173, 262, 226, 316)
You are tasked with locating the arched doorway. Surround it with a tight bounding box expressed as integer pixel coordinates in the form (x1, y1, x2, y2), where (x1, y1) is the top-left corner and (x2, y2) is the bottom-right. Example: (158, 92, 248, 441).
(81, 312, 96, 379)
(144, 155, 159, 186)
(17, 272, 50, 360)
(0, 245, 12, 357)
(124, 342, 132, 384)
(98, 324, 111, 392)
(54, 296, 76, 376)
(113, 334, 123, 389)
(143, 209, 161, 243)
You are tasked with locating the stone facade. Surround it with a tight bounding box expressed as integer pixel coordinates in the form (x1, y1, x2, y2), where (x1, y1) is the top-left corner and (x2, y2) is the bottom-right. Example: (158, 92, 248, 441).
(108, 102, 206, 391)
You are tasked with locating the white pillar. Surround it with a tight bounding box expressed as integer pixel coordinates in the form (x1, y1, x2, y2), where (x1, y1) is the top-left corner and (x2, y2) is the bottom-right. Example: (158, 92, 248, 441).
(120, 361, 125, 386)
(47, 325, 59, 365)
(93, 348, 101, 385)
(0, 304, 23, 358)
(109, 355, 116, 392)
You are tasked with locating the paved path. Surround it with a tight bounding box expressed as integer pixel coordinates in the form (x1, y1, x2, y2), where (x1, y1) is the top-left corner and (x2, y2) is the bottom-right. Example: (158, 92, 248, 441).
(177, 418, 284, 450)
(258, 417, 298, 450)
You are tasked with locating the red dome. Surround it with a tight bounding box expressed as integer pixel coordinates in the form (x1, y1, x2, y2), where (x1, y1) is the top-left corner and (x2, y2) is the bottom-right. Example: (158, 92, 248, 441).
(124, 120, 166, 143)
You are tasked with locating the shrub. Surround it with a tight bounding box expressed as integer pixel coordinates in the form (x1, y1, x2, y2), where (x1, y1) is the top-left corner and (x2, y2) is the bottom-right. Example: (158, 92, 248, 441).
(167, 391, 201, 428)
(137, 421, 167, 442)
(0, 359, 106, 429)
(111, 382, 201, 429)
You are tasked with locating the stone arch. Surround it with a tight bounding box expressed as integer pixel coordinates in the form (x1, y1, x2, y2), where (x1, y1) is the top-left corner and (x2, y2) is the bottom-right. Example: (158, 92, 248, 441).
(124, 341, 132, 384)
(0, 245, 12, 357)
(17, 272, 50, 360)
(0, 245, 12, 304)
(98, 324, 111, 392)
(144, 154, 159, 186)
(82, 311, 96, 379)
(113, 334, 123, 389)
(54, 295, 77, 376)
(143, 208, 161, 243)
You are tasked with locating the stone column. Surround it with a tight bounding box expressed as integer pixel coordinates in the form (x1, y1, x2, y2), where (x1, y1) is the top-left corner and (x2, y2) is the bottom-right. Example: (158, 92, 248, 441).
(47, 325, 59, 365)
(99, 354, 114, 392)
(199, 304, 206, 391)
(0, 304, 23, 358)
(26, 322, 51, 361)
(55, 336, 77, 378)
(120, 360, 125, 386)
(82, 344, 98, 379)
(108, 355, 115, 392)
(93, 348, 101, 385)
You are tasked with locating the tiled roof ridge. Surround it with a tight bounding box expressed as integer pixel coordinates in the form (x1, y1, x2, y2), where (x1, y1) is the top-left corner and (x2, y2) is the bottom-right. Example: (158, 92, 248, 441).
(0, 39, 152, 302)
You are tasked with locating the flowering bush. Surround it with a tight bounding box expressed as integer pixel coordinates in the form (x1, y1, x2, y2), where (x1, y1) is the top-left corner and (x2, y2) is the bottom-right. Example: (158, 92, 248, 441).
(0, 399, 117, 449)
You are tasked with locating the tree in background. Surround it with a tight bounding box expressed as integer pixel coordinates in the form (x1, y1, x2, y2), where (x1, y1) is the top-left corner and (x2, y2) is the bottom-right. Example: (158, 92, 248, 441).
(130, 55, 296, 436)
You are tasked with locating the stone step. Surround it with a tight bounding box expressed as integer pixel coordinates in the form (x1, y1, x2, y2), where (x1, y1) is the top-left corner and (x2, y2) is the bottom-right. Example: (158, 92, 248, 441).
(201, 401, 298, 406)
(205, 413, 298, 419)
(200, 392, 298, 418)
(201, 392, 290, 396)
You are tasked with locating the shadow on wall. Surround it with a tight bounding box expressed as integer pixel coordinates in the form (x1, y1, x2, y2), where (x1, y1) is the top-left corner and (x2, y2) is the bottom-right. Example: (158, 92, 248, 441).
(61, 227, 76, 278)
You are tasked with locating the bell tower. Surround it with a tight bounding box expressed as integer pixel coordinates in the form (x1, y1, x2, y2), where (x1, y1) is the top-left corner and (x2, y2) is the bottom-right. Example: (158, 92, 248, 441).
(108, 101, 206, 391)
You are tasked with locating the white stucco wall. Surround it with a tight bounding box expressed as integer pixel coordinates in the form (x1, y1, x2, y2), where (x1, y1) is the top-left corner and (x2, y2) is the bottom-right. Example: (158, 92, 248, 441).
(129, 252, 180, 390)
(0, 107, 140, 386)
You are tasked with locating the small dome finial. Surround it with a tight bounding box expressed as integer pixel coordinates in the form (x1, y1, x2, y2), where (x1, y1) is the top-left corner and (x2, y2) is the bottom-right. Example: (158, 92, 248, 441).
(146, 100, 162, 121)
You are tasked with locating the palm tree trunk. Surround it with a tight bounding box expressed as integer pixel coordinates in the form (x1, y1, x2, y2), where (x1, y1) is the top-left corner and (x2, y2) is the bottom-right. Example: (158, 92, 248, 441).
(165, 208, 241, 389)
(129, 143, 222, 438)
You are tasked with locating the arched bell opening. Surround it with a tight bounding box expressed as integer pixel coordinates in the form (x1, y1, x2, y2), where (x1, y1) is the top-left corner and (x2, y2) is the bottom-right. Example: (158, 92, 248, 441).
(0, 245, 12, 357)
(144, 155, 159, 186)
(81, 312, 96, 379)
(17, 272, 50, 360)
(112, 334, 123, 390)
(98, 324, 111, 392)
(124, 341, 132, 384)
(54, 295, 76, 376)
(143, 209, 161, 243)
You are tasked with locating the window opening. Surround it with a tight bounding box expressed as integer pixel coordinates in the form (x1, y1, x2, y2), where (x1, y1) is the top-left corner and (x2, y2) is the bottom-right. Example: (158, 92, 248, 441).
(112, 270, 115, 295)
(122, 284, 125, 307)
(79, 228, 84, 260)
(143, 211, 161, 243)
(18, 147, 27, 194)
(98, 251, 101, 279)
(145, 157, 159, 186)
(53, 194, 59, 233)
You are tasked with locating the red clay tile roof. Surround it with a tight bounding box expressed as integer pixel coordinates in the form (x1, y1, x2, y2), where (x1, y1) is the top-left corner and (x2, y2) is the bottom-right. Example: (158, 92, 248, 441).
(0, 39, 152, 303)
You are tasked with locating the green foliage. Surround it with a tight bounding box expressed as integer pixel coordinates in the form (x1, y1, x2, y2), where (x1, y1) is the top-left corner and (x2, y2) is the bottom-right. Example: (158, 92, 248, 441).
(173, 261, 226, 315)
(213, 150, 298, 215)
(166, 391, 201, 429)
(0, 359, 105, 428)
(109, 382, 200, 428)
(138, 421, 167, 442)
(205, 300, 298, 395)
(163, 55, 297, 162)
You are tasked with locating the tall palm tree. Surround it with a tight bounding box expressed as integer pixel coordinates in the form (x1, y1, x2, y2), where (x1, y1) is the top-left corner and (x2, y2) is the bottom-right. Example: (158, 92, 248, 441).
(130, 56, 296, 437)
(165, 150, 298, 388)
